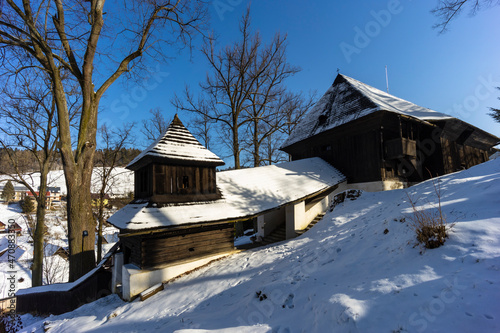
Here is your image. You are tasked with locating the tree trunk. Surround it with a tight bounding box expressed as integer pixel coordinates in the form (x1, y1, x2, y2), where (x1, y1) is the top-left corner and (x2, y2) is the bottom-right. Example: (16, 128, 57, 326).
(32, 165, 49, 286)
(62, 96, 98, 282)
(32, 196, 45, 287)
(66, 174, 96, 281)
(96, 188, 105, 263)
(233, 125, 241, 169)
(253, 119, 260, 167)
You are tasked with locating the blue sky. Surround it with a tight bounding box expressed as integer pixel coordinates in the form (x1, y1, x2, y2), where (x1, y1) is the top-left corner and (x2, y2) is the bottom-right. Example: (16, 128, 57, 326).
(100, 0, 500, 148)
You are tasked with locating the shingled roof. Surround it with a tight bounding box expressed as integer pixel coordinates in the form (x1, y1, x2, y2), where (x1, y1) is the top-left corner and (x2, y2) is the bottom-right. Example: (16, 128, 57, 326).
(282, 74, 454, 148)
(127, 114, 224, 171)
(110, 157, 346, 231)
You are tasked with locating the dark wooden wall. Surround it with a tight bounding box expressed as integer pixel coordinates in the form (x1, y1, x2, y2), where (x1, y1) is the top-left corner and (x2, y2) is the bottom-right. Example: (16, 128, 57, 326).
(134, 164, 220, 203)
(152, 164, 216, 195)
(283, 111, 492, 185)
(121, 223, 234, 269)
(284, 112, 385, 184)
(134, 165, 153, 199)
(16, 268, 112, 315)
(441, 138, 488, 174)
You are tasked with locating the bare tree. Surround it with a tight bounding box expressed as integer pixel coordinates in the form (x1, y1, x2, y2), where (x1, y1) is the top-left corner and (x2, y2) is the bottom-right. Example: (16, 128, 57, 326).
(243, 36, 300, 167)
(0, 70, 78, 286)
(93, 123, 135, 262)
(173, 7, 299, 168)
(0, 0, 209, 280)
(141, 107, 171, 143)
(260, 91, 316, 164)
(190, 112, 214, 149)
(432, 0, 500, 33)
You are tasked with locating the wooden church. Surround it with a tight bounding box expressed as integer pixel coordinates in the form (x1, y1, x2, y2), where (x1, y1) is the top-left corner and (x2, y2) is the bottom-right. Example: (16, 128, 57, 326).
(281, 74, 499, 191)
(109, 114, 346, 300)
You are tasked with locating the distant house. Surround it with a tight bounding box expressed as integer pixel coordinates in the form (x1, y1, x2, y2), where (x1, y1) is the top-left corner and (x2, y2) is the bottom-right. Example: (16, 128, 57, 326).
(0, 184, 29, 201)
(44, 243, 69, 260)
(13, 186, 28, 201)
(0, 221, 22, 235)
(0, 220, 21, 234)
(109, 115, 346, 300)
(9, 222, 22, 235)
(281, 74, 500, 191)
(26, 188, 62, 209)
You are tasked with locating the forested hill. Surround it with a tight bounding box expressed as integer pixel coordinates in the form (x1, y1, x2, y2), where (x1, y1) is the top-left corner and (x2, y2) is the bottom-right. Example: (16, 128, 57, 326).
(0, 148, 141, 174)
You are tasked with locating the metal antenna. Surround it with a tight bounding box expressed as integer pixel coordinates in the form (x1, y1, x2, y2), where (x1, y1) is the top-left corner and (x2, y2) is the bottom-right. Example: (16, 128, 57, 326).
(385, 65, 389, 93)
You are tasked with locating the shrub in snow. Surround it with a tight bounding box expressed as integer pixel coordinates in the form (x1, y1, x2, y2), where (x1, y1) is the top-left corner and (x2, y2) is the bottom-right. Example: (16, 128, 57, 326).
(331, 190, 363, 210)
(21, 196, 35, 214)
(0, 313, 23, 332)
(406, 180, 449, 249)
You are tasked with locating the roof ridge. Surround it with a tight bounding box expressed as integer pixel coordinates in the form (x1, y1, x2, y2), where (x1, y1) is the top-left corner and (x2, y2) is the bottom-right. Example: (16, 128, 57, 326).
(281, 73, 454, 149)
(126, 114, 224, 170)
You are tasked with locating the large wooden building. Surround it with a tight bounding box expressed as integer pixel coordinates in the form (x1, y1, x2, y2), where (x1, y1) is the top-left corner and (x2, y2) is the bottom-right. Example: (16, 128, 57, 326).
(109, 115, 346, 300)
(281, 74, 499, 191)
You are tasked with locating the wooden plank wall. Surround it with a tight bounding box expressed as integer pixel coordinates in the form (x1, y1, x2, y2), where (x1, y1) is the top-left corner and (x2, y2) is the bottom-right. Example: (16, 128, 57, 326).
(441, 138, 488, 174)
(16, 268, 112, 315)
(285, 112, 384, 184)
(141, 226, 234, 268)
(122, 224, 235, 269)
(153, 165, 216, 196)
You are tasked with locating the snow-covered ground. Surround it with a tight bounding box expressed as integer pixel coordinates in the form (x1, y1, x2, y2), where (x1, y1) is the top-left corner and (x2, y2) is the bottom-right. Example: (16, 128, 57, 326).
(0, 167, 134, 197)
(20, 159, 500, 332)
(0, 202, 119, 299)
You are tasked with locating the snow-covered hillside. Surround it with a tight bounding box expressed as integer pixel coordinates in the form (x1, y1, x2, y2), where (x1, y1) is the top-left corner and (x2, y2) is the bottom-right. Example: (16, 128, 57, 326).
(0, 167, 133, 197)
(21, 159, 500, 332)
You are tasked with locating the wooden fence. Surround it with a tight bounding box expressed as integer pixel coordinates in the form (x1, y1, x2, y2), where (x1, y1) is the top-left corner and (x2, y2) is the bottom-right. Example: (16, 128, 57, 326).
(13, 243, 119, 316)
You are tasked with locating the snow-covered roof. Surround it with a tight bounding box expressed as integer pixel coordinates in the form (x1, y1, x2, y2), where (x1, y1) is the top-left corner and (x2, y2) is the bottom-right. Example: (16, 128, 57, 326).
(127, 114, 224, 170)
(282, 74, 453, 148)
(109, 157, 346, 231)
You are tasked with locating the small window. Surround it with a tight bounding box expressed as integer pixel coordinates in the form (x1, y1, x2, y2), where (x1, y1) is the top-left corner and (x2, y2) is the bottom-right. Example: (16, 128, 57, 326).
(182, 176, 189, 189)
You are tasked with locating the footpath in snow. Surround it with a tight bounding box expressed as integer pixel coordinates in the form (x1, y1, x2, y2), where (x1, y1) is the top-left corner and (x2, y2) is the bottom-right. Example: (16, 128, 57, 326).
(20, 159, 500, 333)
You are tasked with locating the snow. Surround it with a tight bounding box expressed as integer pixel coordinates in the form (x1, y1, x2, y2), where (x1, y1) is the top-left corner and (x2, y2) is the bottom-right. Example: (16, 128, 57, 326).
(0, 167, 134, 197)
(0, 204, 33, 297)
(108, 157, 346, 231)
(20, 158, 500, 333)
(283, 74, 453, 148)
(127, 116, 224, 169)
(0, 200, 119, 297)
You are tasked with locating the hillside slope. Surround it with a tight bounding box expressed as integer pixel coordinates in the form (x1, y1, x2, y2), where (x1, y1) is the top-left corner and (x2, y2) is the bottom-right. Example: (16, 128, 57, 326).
(21, 159, 500, 333)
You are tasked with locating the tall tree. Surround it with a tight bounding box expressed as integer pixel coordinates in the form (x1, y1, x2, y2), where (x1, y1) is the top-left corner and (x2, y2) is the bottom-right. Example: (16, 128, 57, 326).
(432, 0, 500, 32)
(0, 70, 78, 286)
(243, 37, 300, 167)
(1, 180, 15, 202)
(0, 0, 209, 280)
(173, 7, 299, 168)
(93, 123, 135, 262)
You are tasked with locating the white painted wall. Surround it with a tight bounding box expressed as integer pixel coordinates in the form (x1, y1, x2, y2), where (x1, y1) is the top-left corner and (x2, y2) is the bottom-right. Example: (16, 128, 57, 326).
(121, 252, 233, 301)
(257, 207, 286, 239)
(346, 180, 405, 192)
(111, 252, 123, 294)
(304, 195, 330, 226)
(285, 201, 305, 239)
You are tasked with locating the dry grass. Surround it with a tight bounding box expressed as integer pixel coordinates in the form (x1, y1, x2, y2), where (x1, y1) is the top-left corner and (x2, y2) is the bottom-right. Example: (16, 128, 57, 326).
(406, 180, 449, 249)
